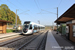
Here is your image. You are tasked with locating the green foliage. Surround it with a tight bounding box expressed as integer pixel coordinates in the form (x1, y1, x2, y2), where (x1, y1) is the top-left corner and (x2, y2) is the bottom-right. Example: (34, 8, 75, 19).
(61, 24, 66, 35)
(6, 29, 20, 33)
(57, 24, 66, 34)
(58, 26, 62, 33)
(6, 29, 13, 33)
(0, 4, 21, 24)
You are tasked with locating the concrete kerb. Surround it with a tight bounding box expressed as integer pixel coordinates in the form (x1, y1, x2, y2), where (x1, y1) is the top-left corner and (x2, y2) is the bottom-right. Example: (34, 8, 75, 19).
(0, 33, 21, 39)
(45, 30, 61, 50)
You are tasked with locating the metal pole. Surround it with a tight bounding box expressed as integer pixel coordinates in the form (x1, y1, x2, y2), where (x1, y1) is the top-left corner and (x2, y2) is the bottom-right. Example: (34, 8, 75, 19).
(38, 20, 40, 24)
(56, 7, 58, 34)
(16, 9, 17, 32)
(52, 22, 54, 30)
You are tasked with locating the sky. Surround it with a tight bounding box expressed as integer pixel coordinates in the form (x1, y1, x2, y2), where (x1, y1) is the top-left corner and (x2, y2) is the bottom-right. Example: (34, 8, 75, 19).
(0, 0, 75, 26)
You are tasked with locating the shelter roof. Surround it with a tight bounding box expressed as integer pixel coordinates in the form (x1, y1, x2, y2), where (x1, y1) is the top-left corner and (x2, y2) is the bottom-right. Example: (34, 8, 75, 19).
(55, 4, 75, 24)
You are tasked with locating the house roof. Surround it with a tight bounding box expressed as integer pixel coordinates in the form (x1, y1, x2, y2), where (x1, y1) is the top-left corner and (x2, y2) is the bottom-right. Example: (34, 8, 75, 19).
(55, 4, 75, 24)
(0, 20, 12, 23)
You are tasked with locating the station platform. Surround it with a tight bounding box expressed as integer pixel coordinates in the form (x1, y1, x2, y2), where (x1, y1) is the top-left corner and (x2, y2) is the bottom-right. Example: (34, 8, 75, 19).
(45, 30, 61, 50)
(45, 30, 75, 50)
(0, 32, 21, 39)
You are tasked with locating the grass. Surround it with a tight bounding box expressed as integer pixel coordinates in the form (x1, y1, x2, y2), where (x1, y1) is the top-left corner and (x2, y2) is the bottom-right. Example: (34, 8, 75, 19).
(7, 25, 14, 28)
(6, 29, 20, 33)
(6, 29, 13, 33)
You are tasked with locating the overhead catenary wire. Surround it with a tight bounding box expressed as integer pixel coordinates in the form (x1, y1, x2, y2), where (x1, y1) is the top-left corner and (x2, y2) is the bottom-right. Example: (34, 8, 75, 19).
(18, 10, 30, 15)
(34, 0, 43, 16)
(36, 0, 41, 11)
(34, 0, 40, 11)
(7, 0, 24, 11)
(16, 0, 38, 17)
(0, 0, 29, 15)
(37, 0, 40, 8)
(16, 0, 23, 6)
(36, 0, 43, 14)
(38, 0, 61, 14)
(41, 9, 57, 15)
(43, 7, 57, 11)
(0, 0, 16, 9)
(36, 0, 57, 15)
(7, 0, 18, 7)
(16, 0, 26, 9)
(29, 11, 34, 17)
(58, 0, 62, 7)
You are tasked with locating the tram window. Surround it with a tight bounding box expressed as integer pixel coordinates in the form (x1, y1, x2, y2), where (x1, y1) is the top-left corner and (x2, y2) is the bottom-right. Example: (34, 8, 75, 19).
(41, 27, 42, 29)
(23, 24, 29, 29)
(37, 26, 39, 29)
(29, 24, 32, 29)
(40, 27, 41, 29)
(38, 26, 40, 29)
(43, 27, 44, 29)
(24, 21, 30, 24)
(34, 25, 37, 30)
(37, 26, 38, 29)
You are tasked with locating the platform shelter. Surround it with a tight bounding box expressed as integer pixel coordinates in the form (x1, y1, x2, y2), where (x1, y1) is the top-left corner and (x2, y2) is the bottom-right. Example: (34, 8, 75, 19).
(0, 20, 12, 34)
(55, 4, 75, 42)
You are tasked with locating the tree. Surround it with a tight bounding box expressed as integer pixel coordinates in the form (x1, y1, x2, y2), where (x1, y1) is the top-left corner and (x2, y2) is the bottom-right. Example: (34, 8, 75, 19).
(0, 4, 21, 24)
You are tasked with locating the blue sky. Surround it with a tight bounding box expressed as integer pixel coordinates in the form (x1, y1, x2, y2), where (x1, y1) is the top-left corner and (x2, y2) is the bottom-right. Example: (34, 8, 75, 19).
(0, 0, 75, 25)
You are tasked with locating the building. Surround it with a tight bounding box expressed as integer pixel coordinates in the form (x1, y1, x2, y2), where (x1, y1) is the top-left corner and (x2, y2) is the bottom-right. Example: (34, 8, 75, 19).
(55, 4, 75, 42)
(0, 20, 12, 34)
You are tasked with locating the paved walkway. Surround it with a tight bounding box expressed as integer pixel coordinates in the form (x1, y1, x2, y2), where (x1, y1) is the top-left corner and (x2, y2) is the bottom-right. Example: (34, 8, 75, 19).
(0, 32, 21, 39)
(52, 31, 75, 50)
(45, 30, 75, 50)
(45, 30, 61, 50)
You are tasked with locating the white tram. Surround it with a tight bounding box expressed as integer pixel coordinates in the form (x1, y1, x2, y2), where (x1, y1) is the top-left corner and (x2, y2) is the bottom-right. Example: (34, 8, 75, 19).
(22, 21, 45, 34)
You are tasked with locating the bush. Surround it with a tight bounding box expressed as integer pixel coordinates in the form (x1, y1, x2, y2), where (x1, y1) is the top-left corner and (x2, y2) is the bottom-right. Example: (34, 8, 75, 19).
(6, 29, 13, 33)
(6, 29, 21, 33)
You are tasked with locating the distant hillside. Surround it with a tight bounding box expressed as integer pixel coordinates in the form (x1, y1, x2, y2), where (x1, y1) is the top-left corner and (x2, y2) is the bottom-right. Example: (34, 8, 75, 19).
(0, 4, 21, 24)
(45, 25, 57, 30)
(45, 25, 52, 30)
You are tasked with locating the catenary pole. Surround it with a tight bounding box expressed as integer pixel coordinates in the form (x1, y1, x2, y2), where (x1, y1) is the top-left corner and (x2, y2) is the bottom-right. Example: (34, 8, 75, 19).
(38, 20, 40, 24)
(56, 7, 58, 34)
(16, 9, 17, 32)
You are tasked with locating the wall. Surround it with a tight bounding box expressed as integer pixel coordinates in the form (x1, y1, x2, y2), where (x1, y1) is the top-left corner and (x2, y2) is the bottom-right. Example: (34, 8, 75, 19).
(3, 23, 7, 33)
(0, 22, 7, 33)
(0, 23, 3, 33)
(69, 23, 75, 42)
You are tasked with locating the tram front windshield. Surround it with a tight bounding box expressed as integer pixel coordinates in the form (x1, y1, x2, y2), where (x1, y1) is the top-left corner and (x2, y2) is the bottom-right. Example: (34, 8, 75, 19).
(23, 24, 29, 29)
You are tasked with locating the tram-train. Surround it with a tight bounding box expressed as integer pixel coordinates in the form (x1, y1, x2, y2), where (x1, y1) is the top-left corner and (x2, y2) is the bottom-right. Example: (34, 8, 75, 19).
(22, 21, 45, 34)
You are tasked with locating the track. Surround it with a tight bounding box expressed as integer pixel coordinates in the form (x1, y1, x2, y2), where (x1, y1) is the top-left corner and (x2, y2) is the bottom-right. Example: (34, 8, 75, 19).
(0, 35, 26, 47)
(38, 31, 48, 50)
(0, 31, 44, 50)
(18, 31, 47, 50)
(0, 35, 22, 43)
